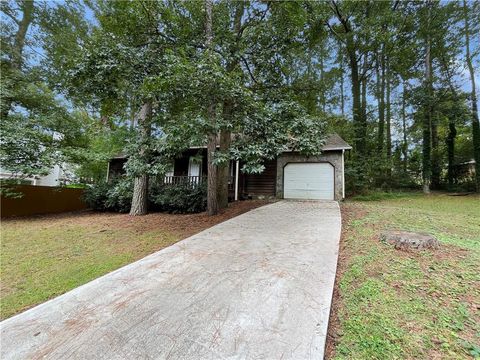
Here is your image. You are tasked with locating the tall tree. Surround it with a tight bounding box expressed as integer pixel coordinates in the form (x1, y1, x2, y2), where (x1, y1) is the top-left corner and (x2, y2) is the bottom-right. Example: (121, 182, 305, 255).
(1, 0, 33, 119)
(422, 1, 433, 193)
(217, 1, 245, 209)
(1, 0, 92, 182)
(129, 102, 152, 216)
(463, 0, 480, 191)
(401, 78, 409, 174)
(377, 47, 386, 153)
(204, 0, 218, 216)
(326, 1, 367, 157)
(385, 58, 392, 161)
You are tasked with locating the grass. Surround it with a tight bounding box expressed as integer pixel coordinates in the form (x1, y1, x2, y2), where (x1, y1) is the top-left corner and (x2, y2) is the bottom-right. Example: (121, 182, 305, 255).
(1, 224, 176, 320)
(0, 200, 267, 319)
(350, 190, 420, 202)
(329, 193, 480, 359)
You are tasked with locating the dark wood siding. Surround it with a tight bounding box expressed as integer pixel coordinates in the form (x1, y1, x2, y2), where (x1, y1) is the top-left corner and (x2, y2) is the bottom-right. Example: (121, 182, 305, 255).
(242, 159, 277, 197)
(108, 158, 127, 180)
(173, 156, 189, 176)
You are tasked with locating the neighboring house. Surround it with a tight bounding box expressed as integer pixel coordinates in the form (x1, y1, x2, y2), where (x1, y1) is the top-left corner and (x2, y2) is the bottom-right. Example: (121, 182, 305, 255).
(0, 164, 74, 187)
(108, 133, 352, 201)
(0, 132, 77, 187)
(452, 159, 476, 183)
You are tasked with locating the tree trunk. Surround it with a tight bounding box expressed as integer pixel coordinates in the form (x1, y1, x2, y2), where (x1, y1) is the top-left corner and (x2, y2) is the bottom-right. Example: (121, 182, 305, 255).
(446, 116, 457, 189)
(12, 1, 34, 70)
(361, 54, 367, 135)
(130, 175, 148, 215)
(339, 44, 345, 117)
(1, 0, 34, 119)
(422, 15, 432, 194)
(345, 33, 365, 157)
(350, 54, 363, 155)
(207, 108, 218, 216)
(216, 2, 244, 209)
(205, 0, 218, 215)
(386, 58, 392, 160)
(217, 125, 231, 209)
(340, 64, 345, 116)
(431, 110, 441, 189)
(463, 0, 480, 191)
(207, 131, 218, 215)
(402, 79, 408, 174)
(320, 54, 326, 113)
(130, 102, 152, 216)
(377, 47, 386, 153)
(439, 51, 460, 190)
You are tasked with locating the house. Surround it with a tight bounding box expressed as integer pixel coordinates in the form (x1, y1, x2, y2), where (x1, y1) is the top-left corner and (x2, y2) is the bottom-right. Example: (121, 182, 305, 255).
(108, 133, 352, 201)
(0, 164, 75, 187)
(452, 159, 476, 184)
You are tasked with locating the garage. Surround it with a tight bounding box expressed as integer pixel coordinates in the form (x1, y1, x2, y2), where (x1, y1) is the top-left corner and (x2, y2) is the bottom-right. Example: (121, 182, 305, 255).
(283, 163, 335, 200)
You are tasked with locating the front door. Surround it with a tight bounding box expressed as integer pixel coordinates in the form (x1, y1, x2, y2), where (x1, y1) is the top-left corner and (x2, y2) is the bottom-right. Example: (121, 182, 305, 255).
(188, 157, 201, 183)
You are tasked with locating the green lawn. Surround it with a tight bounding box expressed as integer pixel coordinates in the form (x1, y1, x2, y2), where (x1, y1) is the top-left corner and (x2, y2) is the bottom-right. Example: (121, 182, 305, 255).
(330, 193, 480, 359)
(0, 214, 180, 320)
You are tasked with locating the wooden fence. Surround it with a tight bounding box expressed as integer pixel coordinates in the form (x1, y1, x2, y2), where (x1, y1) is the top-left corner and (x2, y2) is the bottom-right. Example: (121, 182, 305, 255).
(1, 185, 87, 218)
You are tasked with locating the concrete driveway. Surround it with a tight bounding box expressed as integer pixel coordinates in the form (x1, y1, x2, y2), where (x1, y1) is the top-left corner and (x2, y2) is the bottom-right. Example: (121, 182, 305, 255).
(1, 201, 341, 359)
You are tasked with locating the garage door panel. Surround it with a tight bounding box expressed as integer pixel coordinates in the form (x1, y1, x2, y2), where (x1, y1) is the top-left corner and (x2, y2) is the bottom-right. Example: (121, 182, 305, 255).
(284, 163, 334, 200)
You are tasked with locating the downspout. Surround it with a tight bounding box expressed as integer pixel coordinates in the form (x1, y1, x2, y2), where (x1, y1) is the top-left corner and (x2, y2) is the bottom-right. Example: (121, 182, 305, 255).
(234, 160, 239, 201)
(342, 149, 345, 199)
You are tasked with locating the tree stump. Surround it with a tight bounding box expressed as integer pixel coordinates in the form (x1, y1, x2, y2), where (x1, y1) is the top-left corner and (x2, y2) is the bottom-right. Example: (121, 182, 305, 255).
(380, 230, 440, 251)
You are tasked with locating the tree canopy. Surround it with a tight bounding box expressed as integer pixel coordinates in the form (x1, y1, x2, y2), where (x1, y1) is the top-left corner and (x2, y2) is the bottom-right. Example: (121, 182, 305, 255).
(1, 0, 478, 212)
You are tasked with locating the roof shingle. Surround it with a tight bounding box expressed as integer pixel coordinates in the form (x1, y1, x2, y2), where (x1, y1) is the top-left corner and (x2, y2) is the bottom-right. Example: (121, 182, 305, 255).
(321, 133, 352, 151)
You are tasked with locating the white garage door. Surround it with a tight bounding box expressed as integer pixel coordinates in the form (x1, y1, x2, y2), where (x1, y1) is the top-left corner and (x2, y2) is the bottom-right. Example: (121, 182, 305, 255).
(284, 163, 335, 200)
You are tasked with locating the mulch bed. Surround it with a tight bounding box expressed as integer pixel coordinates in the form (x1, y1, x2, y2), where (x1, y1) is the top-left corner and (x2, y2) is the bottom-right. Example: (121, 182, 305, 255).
(2, 200, 271, 240)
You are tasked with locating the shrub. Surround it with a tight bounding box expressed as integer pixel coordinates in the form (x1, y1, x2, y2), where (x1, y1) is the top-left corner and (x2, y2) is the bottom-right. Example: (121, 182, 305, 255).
(152, 182, 207, 214)
(84, 178, 207, 214)
(105, 178, 133, 212)
(83, 181, 110, 211)
(83, 178, 133, 212)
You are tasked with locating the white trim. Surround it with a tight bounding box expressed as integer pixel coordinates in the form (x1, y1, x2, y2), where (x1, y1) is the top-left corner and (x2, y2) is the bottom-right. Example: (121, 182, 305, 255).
(234, 160, 239, 201)
(342, 149, 345, 199)
(321, 146, 353, 151)
(106, 161, 110, 183)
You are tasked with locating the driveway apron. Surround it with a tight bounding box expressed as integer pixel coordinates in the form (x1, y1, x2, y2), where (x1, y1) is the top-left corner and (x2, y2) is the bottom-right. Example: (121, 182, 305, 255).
(1, 200, 341, 359)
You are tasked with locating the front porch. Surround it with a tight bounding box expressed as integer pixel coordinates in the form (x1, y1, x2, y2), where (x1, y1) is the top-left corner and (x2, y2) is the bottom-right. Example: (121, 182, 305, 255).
(168, 148, 239, 200)
(108, 148, 278, 201)
(162, 175, 235, 192)
(168, 148, 278, 201)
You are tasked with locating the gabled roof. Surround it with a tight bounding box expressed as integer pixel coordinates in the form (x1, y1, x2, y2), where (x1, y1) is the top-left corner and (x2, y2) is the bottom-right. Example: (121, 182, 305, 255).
(111, 133, 352, 160)
(321, 133, 352, 151)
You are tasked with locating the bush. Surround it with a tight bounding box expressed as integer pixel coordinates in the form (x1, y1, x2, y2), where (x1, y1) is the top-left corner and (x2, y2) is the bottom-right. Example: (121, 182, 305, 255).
(105, 178, 133, 212)
(83, 178, 133, 212)
(83, 181, 110, 211)
(152, 182, 207, 214)
(84, 178, 207, 214)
